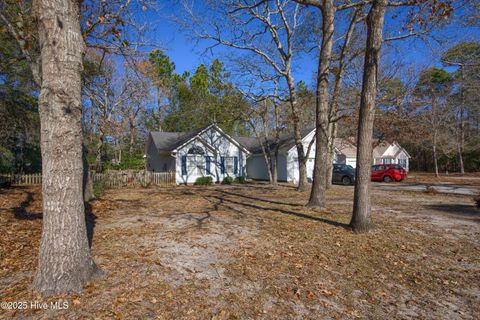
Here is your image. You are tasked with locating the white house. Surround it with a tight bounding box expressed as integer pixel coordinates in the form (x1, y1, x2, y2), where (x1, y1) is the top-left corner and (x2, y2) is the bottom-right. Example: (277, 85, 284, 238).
(236, 128, 359, 183)
(145, 124, 250, 184)
(146, 125, 411, 184)
(373, 141, 411, 172)
(333, 138, 358, 168)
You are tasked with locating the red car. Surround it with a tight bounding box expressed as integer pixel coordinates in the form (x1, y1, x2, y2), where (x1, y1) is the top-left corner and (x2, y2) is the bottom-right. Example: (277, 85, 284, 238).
(371, 164, 407, 182)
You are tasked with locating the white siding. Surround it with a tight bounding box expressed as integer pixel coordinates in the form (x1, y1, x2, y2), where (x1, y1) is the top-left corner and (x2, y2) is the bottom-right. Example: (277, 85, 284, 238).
(175, 128, 248, 184)
(286, 129, 316, 183)
(346, 158, 357, 168)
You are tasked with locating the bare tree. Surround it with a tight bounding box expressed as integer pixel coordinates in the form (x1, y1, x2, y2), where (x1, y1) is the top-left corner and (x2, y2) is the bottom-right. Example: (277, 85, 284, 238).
(350, 0, 456, 232)
(1, 0, 155, 294)
(350, 0, 387, 233)
(32, 0, 100, 295)
(181, 0, 313, 191)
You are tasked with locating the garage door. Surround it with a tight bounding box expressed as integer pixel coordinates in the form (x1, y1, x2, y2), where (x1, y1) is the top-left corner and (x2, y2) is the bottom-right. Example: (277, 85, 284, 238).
(346, 159, 357, 168)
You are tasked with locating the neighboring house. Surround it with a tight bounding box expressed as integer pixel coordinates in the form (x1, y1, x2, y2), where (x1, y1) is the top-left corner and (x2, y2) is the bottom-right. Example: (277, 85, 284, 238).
(333, 138, 358, 168)
(236, 128, 358, 183)
(145, 124, 250, 184)
(235, 128, 315, 183)
(373, 141, 411, 172)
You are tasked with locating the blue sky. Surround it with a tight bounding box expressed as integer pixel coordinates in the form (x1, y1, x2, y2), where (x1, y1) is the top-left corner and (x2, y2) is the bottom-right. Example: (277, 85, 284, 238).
(135, 1, 479, 87)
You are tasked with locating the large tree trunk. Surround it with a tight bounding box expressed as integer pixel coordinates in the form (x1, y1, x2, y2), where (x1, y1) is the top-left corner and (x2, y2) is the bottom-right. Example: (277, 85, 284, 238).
(458, 69, 465, 174)
(33, 0, 100, 295)
(350, 0, 387, 233)
(95, 130, 104, 173)
(272, 148, 278, 185)
(285, 72, 308, 191)
(432, 96, 439, 177)
(308, 1, 335, 207)
(326, 10, 358, 190)
(326, 122, 337, 189)
(433, 131, 439, 177)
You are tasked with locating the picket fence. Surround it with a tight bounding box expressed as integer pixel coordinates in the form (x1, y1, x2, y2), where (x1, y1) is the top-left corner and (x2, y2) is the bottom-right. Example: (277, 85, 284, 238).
(92, 171, 176, 188)
(0, 171, 176, 188)
(0, 173, 42, 185)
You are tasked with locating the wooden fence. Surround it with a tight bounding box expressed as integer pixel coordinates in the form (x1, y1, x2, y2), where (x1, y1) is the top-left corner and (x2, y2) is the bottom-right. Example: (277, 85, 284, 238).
(0, 173, 42, 185)
(0, 171, 176, 188)
(92, 171, 176, 188)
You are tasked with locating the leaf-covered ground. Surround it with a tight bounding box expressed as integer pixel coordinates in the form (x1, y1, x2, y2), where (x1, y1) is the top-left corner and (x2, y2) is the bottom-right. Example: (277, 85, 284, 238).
(0, 181, 479, 319)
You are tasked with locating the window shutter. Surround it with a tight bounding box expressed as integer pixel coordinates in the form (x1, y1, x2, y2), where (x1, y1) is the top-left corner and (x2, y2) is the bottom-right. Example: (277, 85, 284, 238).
(220, 156, 225, 174)
(234, 156, 238, 175)
(181, 156, 187, 175)
(206, 156, 211, 174)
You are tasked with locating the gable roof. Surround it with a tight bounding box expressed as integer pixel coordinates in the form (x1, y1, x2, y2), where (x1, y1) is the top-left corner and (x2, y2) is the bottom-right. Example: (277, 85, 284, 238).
(373, 140, 411, 159)
(372, 140, 390, 158)
(149, 124, 250, 154)
(150, 129, 204, 153)
(334, 138, 357, 158)
(235, 127, 315, 154)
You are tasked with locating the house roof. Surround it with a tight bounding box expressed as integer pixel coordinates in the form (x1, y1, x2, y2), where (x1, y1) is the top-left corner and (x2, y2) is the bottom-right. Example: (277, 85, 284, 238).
(149, 124, 250, 154)
(150, 128, 205, 152)
(372, 140, 411, 159)
(334, 138, 357, 158)
(372, 140, 390, 158)
(235, 127, 315, 154)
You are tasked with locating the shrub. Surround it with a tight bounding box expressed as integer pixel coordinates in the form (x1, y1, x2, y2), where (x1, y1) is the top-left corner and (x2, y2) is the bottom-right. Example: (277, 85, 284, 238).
(0, 180, 11, 188)
(93, 180, 106, 198)
(234, 176, 246, 184)
(222, 176, 234, 185)
(194, 176, 213, 186)
(475, 194, 480, 209)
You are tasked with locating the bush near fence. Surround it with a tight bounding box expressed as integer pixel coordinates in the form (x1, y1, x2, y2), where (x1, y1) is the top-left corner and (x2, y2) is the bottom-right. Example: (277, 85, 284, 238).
(0, 171, 175, 188)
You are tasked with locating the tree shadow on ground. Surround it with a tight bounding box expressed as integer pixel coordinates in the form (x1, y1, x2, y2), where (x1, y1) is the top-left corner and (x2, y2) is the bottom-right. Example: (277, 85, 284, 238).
(218, 189, 305, 207)
(209, 194, 349, 229)
(425, 204, 480, 219)
(13, 192, 42, 220)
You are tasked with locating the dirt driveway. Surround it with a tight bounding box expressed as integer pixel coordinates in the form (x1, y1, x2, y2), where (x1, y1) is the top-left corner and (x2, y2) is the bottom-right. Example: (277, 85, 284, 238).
(374, 182, 480, 195)
(0, 183, 479, 319)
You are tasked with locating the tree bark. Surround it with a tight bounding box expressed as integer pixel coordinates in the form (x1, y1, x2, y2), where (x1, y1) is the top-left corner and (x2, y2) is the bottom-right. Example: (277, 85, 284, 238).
(350, 0, 387, 233)
(95, 129, 104, 173)
(458, 69, 465, 174)
(286, 72, 308, 191)
(33, 0, 100, 295)
(326, 9, 359, 190)
(432, 95, 439, 177)
(326, 122, 337, 189)
(272, 97, 281, 186)
(308, 1, 335, 207)
(433, 131, 439, 177)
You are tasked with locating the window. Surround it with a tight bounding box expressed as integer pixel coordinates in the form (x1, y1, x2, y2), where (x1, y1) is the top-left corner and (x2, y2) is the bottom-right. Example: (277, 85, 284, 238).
(187, 155, 205, 176)
(221, 156, 238, 175)
(225, 157, 234, 174)
(188, 146, 205, 155)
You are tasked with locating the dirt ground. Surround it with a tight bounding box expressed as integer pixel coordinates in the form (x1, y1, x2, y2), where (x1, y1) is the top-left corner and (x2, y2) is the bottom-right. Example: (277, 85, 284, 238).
(0, 181, 479, 319)
(406, 172, 480, 187)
